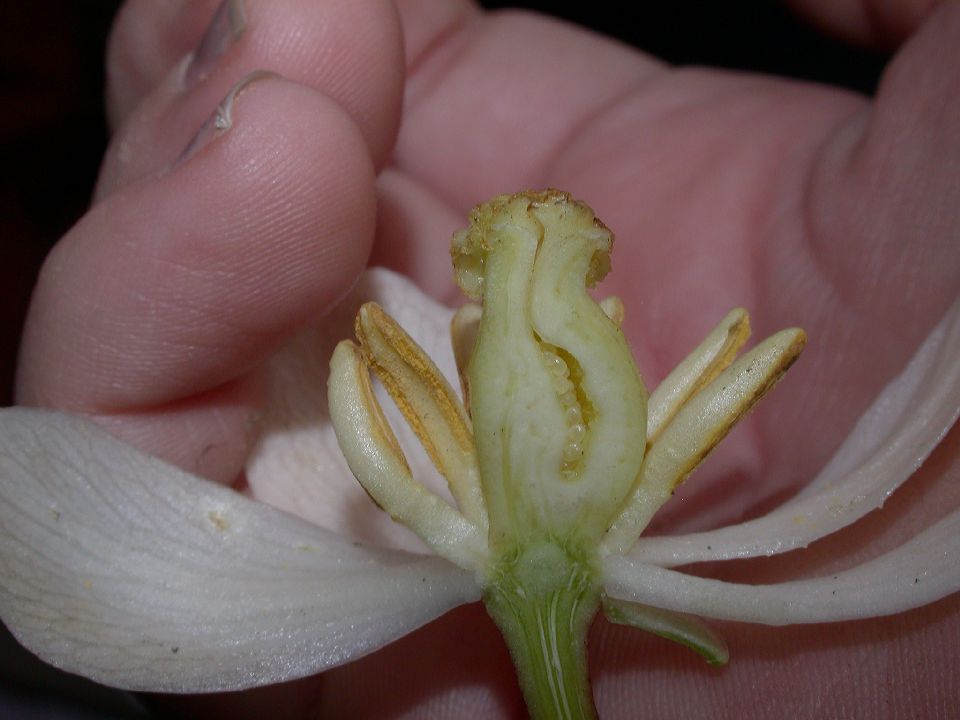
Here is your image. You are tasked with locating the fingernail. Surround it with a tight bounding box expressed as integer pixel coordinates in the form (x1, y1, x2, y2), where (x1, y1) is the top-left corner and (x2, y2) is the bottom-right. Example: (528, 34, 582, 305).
(176, 71, 275, 165)
(184, 0, 247, 89)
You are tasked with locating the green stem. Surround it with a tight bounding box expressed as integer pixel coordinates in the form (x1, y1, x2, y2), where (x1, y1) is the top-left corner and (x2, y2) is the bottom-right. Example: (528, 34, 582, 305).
(484, 541, 601, 720)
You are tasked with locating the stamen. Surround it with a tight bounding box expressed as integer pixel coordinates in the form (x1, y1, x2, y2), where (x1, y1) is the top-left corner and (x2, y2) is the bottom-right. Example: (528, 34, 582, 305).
(647, 308, 750, 444)
(450, 303, 482, 415)
(328, 341, 488, 569)
(356, 303, 487, 530)
(602, 328, 806, 556)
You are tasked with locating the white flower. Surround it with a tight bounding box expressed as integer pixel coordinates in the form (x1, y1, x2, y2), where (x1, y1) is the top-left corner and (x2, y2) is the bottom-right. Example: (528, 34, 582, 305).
(0, 192, 957, 718)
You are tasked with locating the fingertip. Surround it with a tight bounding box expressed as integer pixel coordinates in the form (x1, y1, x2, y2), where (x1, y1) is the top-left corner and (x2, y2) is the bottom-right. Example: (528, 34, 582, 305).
(105, 0, 403, 179)
(241, 0, 404, 165)
(188, 74, 378, 313)
(106, 0, 220, 128)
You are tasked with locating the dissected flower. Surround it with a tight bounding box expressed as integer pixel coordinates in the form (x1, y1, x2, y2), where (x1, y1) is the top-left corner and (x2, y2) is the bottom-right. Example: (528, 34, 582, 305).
(0, 191, 957, 718)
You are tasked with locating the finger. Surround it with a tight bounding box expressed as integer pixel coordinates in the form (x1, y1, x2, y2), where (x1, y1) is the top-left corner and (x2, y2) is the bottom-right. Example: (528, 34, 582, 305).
(796, 2, 960, 330)
(17, 76, 377, 474)
(372, 170, 464, 304)
(396, 0, 480, 71)
(784, 0, 941, 48)
(754, 1, 960, 509)
(100, 0, 402, 196)
(394, 0, 663, 212)
(106, 0, 220, 128)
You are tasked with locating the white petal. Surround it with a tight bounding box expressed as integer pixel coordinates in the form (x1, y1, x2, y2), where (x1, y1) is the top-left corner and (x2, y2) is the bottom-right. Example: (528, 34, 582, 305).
(604, 508, 960, 625)
(631, 298, 960, 566)
(246, 268, 461, 552)
(0, 409, 479, 692)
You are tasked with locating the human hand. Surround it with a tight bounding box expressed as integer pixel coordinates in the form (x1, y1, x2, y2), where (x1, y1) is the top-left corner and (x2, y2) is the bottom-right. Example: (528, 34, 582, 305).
(14, 0, 958, 717)
(327, 3, 960, 717)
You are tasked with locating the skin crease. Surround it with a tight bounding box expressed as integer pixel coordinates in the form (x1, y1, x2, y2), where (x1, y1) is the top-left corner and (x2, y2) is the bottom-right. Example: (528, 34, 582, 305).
(13, 0, 959, 717)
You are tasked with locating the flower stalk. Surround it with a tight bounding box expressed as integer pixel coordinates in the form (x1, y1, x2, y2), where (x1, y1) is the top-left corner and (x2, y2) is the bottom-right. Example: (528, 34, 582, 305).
(484, 540, 601, 720)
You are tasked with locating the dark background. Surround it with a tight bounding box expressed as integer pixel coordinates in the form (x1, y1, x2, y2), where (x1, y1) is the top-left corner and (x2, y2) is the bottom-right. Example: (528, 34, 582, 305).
(0, 1, 884, 716)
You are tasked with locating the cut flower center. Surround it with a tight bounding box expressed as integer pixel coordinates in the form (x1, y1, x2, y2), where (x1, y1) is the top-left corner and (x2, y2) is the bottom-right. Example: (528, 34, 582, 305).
(328, 189, 806, 719)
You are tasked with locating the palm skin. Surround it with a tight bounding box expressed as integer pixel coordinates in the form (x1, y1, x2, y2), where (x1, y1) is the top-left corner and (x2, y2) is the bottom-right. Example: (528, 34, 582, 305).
(14, 0, 959, 717)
